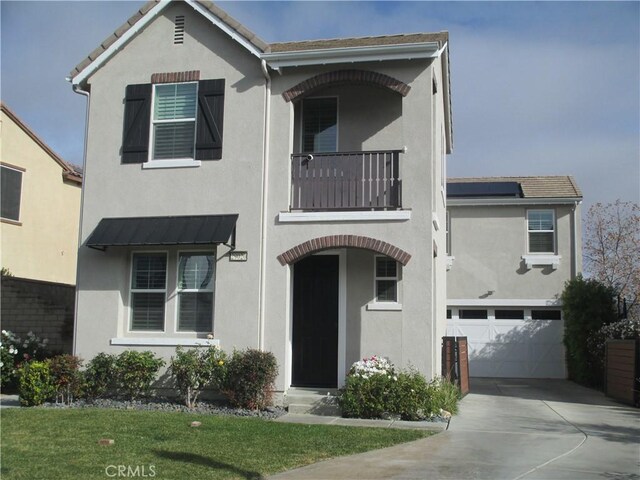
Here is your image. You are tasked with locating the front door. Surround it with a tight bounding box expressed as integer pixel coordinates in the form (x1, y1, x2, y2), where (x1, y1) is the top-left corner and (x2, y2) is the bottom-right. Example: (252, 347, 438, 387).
(292, 255, 339, 387)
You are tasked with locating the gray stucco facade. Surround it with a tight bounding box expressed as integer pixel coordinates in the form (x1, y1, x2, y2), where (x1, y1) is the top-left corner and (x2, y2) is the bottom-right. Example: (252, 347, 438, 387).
(72, 1, 451, 394)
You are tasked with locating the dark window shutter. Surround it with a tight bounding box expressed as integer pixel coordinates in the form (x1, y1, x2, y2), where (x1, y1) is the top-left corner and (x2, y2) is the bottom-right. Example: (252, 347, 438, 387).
(122, 83, 151, 164)
(196, 79, 225, 160)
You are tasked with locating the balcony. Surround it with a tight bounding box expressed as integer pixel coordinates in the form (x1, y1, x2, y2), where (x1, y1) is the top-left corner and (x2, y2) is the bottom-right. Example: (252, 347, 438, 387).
(290, 150, 402, 211)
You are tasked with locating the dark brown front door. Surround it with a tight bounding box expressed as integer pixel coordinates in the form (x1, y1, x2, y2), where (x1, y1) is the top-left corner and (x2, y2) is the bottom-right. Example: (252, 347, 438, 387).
(292, 255, 339, 388)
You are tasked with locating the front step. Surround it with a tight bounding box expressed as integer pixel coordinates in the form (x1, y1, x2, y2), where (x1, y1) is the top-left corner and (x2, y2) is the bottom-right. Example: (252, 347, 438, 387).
(285, 387, 341, 416)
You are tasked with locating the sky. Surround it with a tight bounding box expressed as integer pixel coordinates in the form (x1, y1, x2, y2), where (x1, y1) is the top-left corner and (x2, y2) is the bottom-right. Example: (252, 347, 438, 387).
(1, 1, 639, 214)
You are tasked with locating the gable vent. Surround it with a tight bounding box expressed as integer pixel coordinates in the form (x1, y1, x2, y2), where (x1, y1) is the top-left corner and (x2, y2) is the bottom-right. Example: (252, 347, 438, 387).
(174, 16, 185, 45)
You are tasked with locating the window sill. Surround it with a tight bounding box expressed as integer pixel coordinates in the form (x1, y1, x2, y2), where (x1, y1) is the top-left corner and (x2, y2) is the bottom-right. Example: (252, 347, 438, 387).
(1, 218, 22, 226)
(110, 337, 220, 347)
(366, 302, 402, 311)
(142, 159, 201, 169)
(279, 210, 411, 223)
(522, 254, 561, 270)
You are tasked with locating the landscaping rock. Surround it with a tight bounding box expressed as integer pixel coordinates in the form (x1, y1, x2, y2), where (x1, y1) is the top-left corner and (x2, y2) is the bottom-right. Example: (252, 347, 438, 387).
(191, 421, 202, 427)
(98, 439, 114, 446)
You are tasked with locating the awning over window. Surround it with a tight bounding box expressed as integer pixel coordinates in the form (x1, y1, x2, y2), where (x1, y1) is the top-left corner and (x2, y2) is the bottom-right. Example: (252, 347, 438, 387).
(86, 214, 238, 250)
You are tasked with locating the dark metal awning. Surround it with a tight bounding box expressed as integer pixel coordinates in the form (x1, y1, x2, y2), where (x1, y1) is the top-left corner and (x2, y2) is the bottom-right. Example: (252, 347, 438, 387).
(85, 214, 238, 250)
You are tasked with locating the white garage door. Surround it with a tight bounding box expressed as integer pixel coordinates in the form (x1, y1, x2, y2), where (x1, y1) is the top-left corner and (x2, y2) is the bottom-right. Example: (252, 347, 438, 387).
(446, 308, 566, 378)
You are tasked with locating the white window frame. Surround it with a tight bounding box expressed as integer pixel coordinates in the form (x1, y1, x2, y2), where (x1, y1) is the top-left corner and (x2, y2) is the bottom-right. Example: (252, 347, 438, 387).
(1, 164, 24, 224)
(527, 209, 556, 254)
(368, 255, 401, 310)
(175, 250, 216, 333)
(129, 251, 168, 333)
(146, 81, 199, 167)
(300, 96, 339, 153)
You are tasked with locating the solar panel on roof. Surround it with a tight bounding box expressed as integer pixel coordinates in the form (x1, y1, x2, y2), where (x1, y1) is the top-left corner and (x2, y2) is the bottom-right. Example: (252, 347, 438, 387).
(447, 182, 522, 198)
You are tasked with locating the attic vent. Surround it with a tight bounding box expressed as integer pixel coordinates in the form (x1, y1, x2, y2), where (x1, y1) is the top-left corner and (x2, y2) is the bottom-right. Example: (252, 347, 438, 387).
(174, 16, 185, 44)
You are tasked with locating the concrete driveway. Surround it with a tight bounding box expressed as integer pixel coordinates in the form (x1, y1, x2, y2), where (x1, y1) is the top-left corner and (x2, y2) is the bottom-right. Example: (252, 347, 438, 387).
(269, 378, 640, 480)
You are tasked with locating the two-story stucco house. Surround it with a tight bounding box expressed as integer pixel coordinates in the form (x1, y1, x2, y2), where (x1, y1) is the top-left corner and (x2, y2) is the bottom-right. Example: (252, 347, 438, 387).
(446, 176, 582, 379)
(69, 0, 452, 397)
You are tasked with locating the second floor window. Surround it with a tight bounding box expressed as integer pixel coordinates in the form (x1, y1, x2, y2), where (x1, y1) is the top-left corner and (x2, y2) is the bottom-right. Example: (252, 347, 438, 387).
(527, 209, 555, 253)
(302, 97, 337, 152)
(152, 82, 197, 160)
(1, 165, 23, 222)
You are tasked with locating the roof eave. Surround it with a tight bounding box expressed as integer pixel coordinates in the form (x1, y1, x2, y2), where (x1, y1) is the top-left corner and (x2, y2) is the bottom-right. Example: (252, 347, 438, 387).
(447, 197, 583, 207)
(261, 42, 442, 69)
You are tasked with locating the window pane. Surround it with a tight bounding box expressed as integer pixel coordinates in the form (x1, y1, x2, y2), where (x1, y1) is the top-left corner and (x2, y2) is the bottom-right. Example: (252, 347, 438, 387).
(303, 98, 337, 152)
(376, 280, 397, 302)
(459, 309, 488, 319)
(376, 257, 397, 278)
(131, 292, 165, 330)
(495, 310, 525, 320)
(154, 83, 196, 120)
(132, 253, 166, 289)
(528, 211, 554, 231)
(178, 292, 213, 331)
(153, 122, 195, 159)
(529, 232, 554, 253)
(532, 310, 562, 321)
(178, 254, 214, 290)
(1, 167, 22, 221)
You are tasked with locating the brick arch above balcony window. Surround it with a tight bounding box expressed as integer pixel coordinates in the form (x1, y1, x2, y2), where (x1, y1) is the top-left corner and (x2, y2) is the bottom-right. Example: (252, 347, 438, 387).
(281, 69, 411, 103)
(277, 235, 411, 266)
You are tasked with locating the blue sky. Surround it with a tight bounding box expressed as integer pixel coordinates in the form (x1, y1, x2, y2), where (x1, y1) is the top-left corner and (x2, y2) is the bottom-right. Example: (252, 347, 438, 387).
(1, 1, 639, 212)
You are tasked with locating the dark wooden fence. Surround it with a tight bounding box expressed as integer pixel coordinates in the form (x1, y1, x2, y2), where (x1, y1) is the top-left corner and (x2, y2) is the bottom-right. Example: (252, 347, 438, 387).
(605, 339, 639, 407)
(442, 336, 470, 396)
(291, 150, 402, 211)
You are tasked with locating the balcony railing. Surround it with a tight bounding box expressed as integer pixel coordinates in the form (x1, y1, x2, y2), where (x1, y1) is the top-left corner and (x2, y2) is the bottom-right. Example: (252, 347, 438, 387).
(290, 150, 402, 211)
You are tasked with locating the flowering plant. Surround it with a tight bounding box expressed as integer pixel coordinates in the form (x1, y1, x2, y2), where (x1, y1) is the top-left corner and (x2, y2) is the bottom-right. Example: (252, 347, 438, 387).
(349, 355, 396, 379)
(1, 330, 20, 388)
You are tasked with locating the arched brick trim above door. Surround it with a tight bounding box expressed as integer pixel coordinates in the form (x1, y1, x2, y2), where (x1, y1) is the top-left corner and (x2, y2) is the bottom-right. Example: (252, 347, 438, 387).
(281, 69, 411, 103)
(277, 235, 411, 266)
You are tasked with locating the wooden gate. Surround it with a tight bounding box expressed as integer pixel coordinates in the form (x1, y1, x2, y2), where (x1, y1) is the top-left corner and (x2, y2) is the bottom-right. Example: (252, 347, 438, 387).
(442, 336, 470, 396)
(605, 339, 639, 407)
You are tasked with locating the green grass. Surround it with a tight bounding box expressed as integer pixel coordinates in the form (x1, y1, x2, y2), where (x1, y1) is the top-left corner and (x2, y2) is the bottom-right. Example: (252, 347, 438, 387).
(0, 408, 432, 479)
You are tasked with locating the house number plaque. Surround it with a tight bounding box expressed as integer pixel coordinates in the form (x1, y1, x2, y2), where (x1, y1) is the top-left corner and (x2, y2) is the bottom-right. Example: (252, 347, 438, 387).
(229, 251, 248, 262)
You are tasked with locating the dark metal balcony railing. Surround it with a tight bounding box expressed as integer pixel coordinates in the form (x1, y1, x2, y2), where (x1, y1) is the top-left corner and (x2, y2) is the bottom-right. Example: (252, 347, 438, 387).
(290, 150, 402, 211)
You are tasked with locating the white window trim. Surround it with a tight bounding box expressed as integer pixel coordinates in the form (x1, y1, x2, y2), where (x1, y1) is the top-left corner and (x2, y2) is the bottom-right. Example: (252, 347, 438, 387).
(370, 255, 401, 307)
(526, 209, 556, 254)
(129, 251, 168, 333)
(300, 96, 339, 153)
(148, 81, 198, 164)
(175, 250, 216, 334)
(110, 337, 220, 347)
(522, 254, 561, 270)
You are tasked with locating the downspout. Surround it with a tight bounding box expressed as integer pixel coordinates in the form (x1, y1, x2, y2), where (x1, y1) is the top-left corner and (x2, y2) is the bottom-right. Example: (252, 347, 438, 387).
(258, 59, 271, 350)
(68, 80, 91, 356)
(571, 200, 581, 278)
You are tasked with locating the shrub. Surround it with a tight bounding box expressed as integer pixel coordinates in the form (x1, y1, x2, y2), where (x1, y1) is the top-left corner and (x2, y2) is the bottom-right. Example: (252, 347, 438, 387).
(1, 330, 20, 389)
(83, 353, 117, 399)
(17, 360, 55, 406)
(170, 346, 227, 408)
(562, 276, 617, 388)
(18, 331, 50, 362)
(588, 318, 640, 367)
(223, 349, 277, 410)
(339, 357, 460, 420)
(114, 351, 165, 400)
(49, 355, 83, 405)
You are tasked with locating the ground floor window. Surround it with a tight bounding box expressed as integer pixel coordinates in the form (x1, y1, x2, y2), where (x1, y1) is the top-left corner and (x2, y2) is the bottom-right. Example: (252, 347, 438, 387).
(177, 252, 215, 332)
(130, 253, 167, 331)
(374, 255, 399, 302)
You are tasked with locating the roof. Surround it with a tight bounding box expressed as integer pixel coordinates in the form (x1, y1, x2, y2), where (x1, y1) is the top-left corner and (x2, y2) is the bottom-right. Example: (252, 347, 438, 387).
(85, 214, 238, 249)
(447, 176, 582, 199)
(0, 103, 83, 185)
(269, 32, 448, 53)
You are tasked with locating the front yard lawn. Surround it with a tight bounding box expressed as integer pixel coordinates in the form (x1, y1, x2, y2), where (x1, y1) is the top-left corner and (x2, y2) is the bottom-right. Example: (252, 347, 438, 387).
(1, 408, 432, 479)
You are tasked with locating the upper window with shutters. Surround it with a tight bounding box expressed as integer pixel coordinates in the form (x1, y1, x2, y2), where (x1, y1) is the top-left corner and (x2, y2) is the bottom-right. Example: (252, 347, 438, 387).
(121, 77, 225, 168)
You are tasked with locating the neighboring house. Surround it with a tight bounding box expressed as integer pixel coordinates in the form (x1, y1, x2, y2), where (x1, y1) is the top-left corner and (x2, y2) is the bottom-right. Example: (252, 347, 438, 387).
(0, 102, 82, 354)
(0, 103, 82, 284)
(69, 0, 452, 395)
(446, 176, 582, 378)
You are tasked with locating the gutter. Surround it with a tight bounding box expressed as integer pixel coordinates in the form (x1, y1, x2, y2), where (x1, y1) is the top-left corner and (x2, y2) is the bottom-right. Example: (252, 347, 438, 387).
(258, 59, 272, 350)
(571, 200, 582, 278)
(447, 197, 584, 207)
(68, 81, 91, 356)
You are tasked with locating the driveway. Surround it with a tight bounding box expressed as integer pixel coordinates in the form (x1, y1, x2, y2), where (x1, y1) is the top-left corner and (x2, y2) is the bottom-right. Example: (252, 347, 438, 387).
(269, 378, 640, 480)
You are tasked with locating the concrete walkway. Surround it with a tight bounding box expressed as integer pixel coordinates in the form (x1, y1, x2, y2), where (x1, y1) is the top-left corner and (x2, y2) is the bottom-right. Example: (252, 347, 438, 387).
(0, 394, 20, 408)
(269, 378, 640, 480)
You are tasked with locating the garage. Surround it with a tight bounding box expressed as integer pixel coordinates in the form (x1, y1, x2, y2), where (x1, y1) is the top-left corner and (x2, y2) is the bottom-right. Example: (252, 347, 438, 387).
(446, 307, 566, 378)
